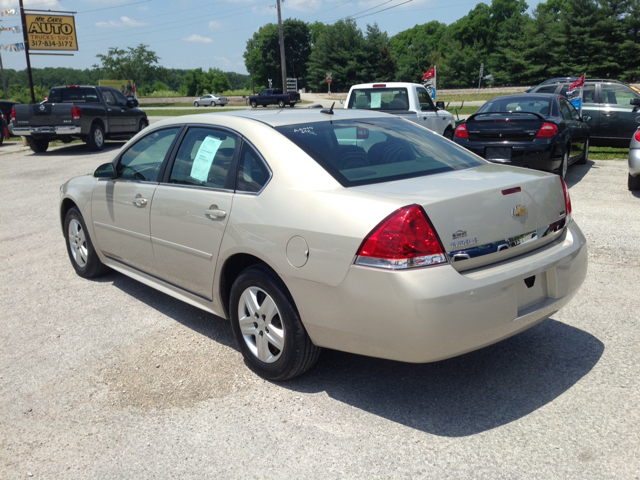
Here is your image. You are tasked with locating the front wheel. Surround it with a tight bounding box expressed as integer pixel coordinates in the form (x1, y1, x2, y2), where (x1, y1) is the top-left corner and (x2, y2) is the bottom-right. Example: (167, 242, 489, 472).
(229, 265, 321, 380)
(278, 100, 285, 108)
(138, 118, 149, 132)
(64, 207, 109, 278)
(250, 101, 257, 108)
(194, 102, 200, 107)
(577, 138, 589, 165)
(26, 137, 49, 153)
(87, 123, 105, 151)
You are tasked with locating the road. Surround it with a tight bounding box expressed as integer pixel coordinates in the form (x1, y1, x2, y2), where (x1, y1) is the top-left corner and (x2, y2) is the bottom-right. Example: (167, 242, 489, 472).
(0, 140, 638, 478)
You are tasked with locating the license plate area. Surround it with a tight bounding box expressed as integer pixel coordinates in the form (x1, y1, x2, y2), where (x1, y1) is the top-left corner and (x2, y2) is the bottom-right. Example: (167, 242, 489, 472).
(486, 147, 512, 162)
(516, 273, 548, 313)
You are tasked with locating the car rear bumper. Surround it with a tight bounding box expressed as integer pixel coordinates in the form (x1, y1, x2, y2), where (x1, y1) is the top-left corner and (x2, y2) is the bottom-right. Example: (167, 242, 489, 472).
(285, 220, 587, 363)
(456, 139, 561, 172)
(629, 148, 640, 176)
(12, 125, 82, 136)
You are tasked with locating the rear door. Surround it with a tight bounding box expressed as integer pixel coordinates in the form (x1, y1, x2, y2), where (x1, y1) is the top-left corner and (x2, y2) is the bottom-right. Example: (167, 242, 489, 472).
(100, 88, 123, 133)
(91, 127, 181, 275)
(149, 126, 238, 299)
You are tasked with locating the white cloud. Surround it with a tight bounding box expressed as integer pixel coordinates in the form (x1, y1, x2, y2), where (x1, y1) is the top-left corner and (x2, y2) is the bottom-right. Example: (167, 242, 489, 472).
(209, 20, 221, 30)
(286, 0, 322, 13)
(183, 34, 213, 43)
(138, 5, 150, 11)
(95, 16, 148, 28)
(0, 0, 60, 6)
(214, 56, 231, 65)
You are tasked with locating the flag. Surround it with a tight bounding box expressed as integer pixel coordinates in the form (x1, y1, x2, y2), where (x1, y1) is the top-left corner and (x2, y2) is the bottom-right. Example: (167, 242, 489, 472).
(569, 74, 585, 91)
(1, 9, 18, 16)
(422, 67, 435, 81)
(567, 73, 586, 114)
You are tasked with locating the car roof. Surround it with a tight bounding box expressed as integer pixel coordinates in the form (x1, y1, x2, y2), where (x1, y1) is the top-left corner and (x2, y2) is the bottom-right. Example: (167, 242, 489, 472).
(487, 93, 558, 101)
(534, 80, 624, 88)
(206, 108, 393, 127)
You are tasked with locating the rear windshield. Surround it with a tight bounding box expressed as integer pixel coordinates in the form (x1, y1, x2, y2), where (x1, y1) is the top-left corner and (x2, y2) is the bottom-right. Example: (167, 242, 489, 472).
(478, 97, 552, 116)
(48, 88, 100, 103)
(275, 117, 484, 187)
(347, 87, 410, 111)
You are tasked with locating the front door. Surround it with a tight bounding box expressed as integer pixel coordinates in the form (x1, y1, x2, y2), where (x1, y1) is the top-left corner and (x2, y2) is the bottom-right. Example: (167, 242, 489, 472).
(91, 127, 181, 275)
(111, 88, 140, 133)
(416, 87, 438, 133)
(150, 127, 238, 300)
(599, 84, 640, 140)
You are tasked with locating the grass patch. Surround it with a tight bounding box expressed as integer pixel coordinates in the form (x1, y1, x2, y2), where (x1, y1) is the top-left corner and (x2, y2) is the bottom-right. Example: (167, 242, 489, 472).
(444, 106, 480, 116)
(588, 146, 628, 160)
(141, 102, 195, 108)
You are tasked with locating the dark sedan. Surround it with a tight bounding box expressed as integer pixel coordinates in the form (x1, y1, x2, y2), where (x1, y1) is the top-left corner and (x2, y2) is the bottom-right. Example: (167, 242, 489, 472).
(454, 94, 590, 178)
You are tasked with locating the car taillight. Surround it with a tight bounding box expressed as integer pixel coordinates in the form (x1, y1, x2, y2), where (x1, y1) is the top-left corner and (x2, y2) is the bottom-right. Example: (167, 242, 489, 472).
(455, 123, 468, 138)
(635, 129, 640, 142)
(72, 107, 81, 120)
(354, 204, 448, 269)
(10, 107, 15, 124)
(560, 177, 572, 223)
(536, 122, 558, 138)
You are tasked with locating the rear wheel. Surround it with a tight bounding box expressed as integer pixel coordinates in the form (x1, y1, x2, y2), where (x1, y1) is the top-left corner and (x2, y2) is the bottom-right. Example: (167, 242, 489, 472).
(26, 138, 49, 153)
(629, 173, 640, 191)
(557, 150, 568, 179)
(289, 103, 296, 108)
(64, 207, 109, 278)
(443, 127, 454, 140)
(87, 123, 104, 151)
(138, 118, 149, 132)
(229, 265, 321, 380)
(577, 138, 589, 165)
(278, 100, 285, 108)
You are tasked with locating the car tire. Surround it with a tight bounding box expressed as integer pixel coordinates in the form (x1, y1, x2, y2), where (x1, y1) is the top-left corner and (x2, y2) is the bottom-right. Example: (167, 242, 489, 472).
(87, 123, 105, 151)
(556, 149, 568, 179)
(26, 137, 49, 153)
(194, 102, 200, 107)
(0, 133, 4, 145)
(278, 100, 285, 108)
(251, 101, 257, 108)
(64, 207, 109, 278)
(289, 103, 296, 108)
(138, 118, 149, 132)
(443, 127, 454, 140)
(229, 265, 321, 380)
(629, 173, 640, 191)
(577, 138, 589, 165)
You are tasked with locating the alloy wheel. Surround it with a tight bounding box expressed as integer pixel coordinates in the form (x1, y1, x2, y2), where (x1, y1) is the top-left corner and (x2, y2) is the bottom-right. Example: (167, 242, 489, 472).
(68, 218, 88, 267)
(237, 286, 284, 363)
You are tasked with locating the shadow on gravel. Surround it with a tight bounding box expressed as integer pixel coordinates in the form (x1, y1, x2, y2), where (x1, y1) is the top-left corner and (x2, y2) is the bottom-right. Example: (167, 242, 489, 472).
(566, 160, 594, 187)
(29, 141, 126, 156)
(95, 271, 603, 437)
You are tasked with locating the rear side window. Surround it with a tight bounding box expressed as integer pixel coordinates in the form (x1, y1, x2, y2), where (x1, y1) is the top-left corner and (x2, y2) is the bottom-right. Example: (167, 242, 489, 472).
(276, 117, 484, 187)
(601, 84, 639, 105)
(236, 144, 270, 193)
(348, 88, 409, 111)
(532, 85, 559, 94)
(48, 88, 100, 103)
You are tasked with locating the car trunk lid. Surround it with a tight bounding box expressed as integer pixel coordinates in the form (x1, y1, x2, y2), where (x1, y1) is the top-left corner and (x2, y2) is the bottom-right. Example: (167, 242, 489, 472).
(465, 112, 546, 142)
(13, 103, 74, 127)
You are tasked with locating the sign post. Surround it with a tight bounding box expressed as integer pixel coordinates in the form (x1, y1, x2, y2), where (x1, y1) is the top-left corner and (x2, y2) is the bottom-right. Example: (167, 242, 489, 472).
(477, 62, 484, 100)
(326, 72, 332, 95)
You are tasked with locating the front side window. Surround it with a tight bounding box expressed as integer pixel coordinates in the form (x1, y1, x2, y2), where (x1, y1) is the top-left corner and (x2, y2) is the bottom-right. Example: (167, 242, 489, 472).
(169, 127, 238, 189)
(601, 84, 639, 105)
(111, 89, 129, 107)
(236, 144, 270, 193)
(348, 88, 410, 111)
(417, 88, 435, 112)
(276, 117, 484, 187)
(116, 127, 180, 181)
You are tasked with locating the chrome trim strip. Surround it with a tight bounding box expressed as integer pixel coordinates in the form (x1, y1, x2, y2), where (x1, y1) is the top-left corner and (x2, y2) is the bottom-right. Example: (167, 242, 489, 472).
(151, 237, 213, 260)
(449, 218, 566, 261)
(12, 125, 82, 136)
(94, 222, 150, 241)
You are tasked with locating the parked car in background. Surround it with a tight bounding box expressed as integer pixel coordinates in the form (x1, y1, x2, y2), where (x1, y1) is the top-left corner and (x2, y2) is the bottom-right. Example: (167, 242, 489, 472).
(344, 82, 456, 138)
(629, 127, 640, 190)
(249, 88, 301, 108)
(193, 94, 228, 107)
(525, 78, 624, 93)
(11, 85, 148, 153)
(59, 109, 587, 380)
(0, 100, 19, 142)
(528, 80, 640, 147)
(454, 94, 589, 179)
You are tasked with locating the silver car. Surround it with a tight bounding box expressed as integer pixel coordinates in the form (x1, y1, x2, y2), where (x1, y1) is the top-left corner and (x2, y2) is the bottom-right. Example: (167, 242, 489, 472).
(629, 127, 640, 190)
(60, 110, 588, 380)
(193, 94, 228, 107)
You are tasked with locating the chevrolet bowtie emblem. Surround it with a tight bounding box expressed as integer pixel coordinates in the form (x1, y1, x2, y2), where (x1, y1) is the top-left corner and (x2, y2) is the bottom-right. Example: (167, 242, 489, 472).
(512, 205, 527, 217)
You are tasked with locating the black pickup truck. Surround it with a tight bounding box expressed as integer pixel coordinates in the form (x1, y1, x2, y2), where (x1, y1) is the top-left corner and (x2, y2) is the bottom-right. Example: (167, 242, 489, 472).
(249, 88, 301, 108)
(11, 85, 148, 153)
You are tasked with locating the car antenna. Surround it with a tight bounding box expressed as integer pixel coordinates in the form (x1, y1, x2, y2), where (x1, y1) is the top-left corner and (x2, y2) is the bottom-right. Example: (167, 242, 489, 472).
(321, 102, 335, 115)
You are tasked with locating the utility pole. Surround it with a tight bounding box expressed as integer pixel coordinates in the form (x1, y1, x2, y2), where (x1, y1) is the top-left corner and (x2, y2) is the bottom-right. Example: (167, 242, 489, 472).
(276, 0, 287, 93)
(19, 0, 36, 103)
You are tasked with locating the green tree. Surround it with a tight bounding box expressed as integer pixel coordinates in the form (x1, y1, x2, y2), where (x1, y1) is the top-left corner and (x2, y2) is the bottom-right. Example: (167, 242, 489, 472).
(94, 44, 159, 85)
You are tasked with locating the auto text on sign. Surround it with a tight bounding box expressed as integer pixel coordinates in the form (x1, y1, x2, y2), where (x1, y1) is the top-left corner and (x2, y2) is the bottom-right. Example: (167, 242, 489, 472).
(26, 14, 78, 51)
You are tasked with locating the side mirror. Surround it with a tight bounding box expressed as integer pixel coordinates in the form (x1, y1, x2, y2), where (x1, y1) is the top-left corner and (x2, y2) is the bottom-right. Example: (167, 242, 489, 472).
(436, 101, 445, 110)
(582, 115, 592, 122)
(127, 99, 139, 108)
(630, 98, 640, 106)
(94, 163, 116, 179)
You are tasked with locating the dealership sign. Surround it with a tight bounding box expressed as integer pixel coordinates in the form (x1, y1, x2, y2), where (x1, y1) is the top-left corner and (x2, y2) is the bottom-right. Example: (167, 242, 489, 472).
(26, 14, 78, 51)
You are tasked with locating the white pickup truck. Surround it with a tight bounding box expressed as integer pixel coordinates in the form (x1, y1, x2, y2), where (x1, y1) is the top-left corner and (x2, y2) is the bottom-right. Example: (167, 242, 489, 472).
(344, 82, 456, 139)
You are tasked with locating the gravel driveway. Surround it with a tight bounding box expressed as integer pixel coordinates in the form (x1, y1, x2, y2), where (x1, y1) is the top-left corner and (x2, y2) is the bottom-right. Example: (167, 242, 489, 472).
(1, 142, 638, 479)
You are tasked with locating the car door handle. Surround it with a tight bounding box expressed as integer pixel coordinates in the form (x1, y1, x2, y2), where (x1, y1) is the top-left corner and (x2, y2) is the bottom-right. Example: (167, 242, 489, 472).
(205, 206, 227, 219)
(133, 194, 147, 206)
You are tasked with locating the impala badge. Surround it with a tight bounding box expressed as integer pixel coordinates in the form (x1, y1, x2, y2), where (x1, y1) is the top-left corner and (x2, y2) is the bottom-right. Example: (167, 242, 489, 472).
(512, 205, 527, 217)
(452, 230, 467, 240)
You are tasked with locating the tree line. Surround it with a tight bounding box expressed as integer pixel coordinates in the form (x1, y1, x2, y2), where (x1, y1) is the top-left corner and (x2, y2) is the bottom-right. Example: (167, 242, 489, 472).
(245, 0, 639, 92)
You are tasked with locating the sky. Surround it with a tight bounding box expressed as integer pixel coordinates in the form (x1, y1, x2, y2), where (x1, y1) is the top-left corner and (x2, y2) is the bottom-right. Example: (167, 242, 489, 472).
(0, 0, 542, 75)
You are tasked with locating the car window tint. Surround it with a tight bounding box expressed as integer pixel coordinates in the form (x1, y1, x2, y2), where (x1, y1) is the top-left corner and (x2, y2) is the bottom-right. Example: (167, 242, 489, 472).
(276, 118, 484, 187)
(169, 127, 238, 189)
(566, 100, 581, 120)
(601, 85, 639, 105)
(112, 89, 129, 107)
(481, 98, 551, 116)
(583, 85, 596, 104)
(533, 85, 558, 94)
(236, 144, 270, 193)
(102, 90, 116, 105)
(416, 88, 435, 111)
(348, 88, 409, 111)
(49, 88, 100, 103)
(117, 127, 180, 182)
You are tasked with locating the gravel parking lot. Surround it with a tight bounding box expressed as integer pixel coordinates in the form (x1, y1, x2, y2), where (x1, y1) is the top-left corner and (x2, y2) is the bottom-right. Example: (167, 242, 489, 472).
(1, 139, 638, 479)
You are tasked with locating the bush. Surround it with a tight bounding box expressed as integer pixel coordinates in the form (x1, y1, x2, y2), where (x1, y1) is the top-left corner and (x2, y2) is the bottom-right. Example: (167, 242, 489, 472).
(152, 81, 170, 92)
(7, 84, 48, 104)
(221, 89, 253, 96)
(144, 89, 182, 98)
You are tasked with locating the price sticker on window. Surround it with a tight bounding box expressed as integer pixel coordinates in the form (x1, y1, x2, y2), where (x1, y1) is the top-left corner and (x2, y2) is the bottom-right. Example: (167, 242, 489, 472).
(190, 136, 223, 182)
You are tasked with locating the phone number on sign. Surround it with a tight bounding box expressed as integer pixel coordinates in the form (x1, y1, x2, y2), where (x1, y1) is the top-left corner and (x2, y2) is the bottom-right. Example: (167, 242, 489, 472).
(30, 40, 75, 47)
